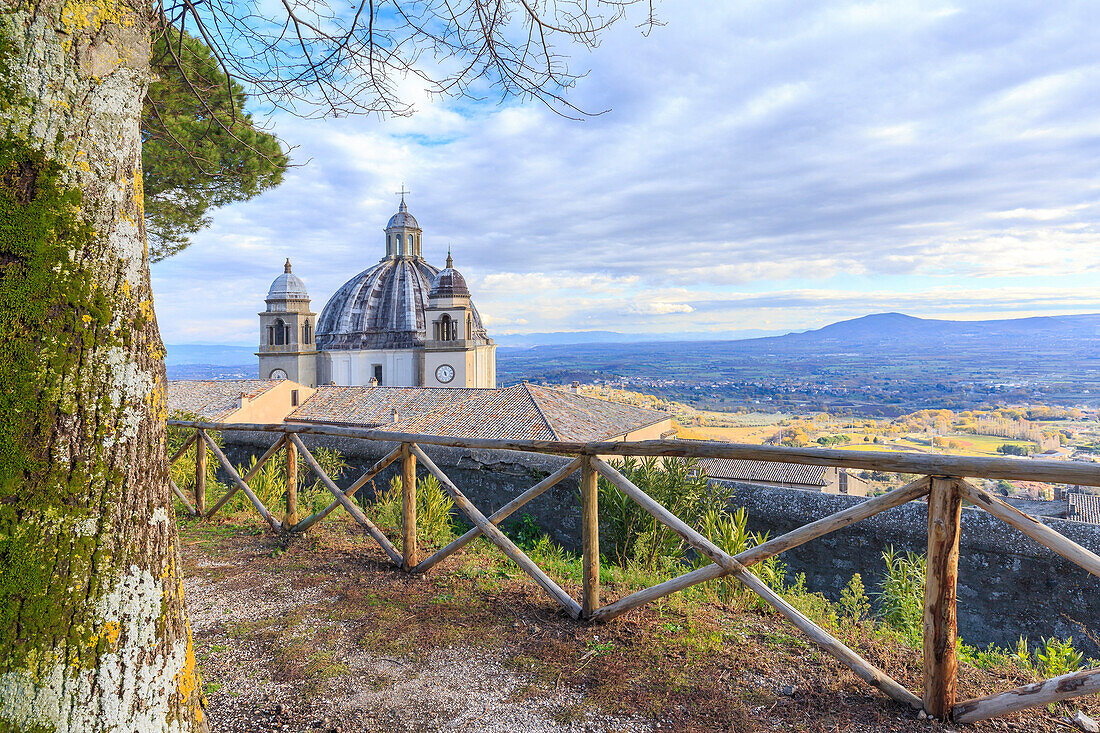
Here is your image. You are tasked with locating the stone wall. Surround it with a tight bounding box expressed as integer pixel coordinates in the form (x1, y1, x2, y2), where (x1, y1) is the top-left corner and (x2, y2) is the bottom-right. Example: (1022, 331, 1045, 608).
(723, 482, 1100, 657)
(220, 431, 1100, 657)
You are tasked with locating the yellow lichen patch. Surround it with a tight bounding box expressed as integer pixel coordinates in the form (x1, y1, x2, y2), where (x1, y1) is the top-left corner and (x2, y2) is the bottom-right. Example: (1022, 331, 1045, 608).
(148, 382, 167, 422)
(138, 298, 155, 323)
(174, 625, 202, 719)
(104, 620, 120, 646)
(60, 0, 135, 34)
(131, 165, 144, 216)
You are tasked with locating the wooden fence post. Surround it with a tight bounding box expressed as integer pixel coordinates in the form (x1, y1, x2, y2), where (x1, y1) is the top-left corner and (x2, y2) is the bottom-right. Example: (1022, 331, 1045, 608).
(581, 456, 600, 617)
(402, 443, 418, 571)
(195, 429, 207, 516)
(284, 436, 298, 531)
(923, 476, 962, 719)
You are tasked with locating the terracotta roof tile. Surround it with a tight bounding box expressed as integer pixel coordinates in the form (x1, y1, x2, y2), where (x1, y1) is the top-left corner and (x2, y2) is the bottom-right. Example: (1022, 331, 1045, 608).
(521, 384, 669, 442)
(168, 380, 281, 421)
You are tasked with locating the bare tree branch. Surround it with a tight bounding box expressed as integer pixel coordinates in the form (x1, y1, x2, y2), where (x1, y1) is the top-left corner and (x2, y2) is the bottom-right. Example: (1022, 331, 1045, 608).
(153, 0, 658, 119)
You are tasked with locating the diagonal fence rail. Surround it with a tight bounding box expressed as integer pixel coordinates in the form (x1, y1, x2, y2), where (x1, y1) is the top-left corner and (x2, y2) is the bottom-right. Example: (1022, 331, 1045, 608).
(167, 418, 1100, 724)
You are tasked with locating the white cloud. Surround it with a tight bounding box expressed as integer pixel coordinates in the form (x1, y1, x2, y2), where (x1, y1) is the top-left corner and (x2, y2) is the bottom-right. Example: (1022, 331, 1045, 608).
(152, 0, 1100, 344)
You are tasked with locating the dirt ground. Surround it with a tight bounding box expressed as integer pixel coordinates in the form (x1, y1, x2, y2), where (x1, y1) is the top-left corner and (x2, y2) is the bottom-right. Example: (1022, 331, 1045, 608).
(179, 518, 1099, 733)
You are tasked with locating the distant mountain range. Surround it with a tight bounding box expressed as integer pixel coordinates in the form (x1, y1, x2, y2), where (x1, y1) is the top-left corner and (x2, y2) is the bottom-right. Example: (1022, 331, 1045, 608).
(165, 344, 256, 367)
(788, 312, 1100, 344)
(167, 313, 1100, 362)
(493, 328, 784, 347)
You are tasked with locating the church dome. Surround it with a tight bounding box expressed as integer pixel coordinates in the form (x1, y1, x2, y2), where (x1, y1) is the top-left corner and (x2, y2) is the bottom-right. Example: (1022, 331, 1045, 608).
(267, 259, 309, 300)
(429, 252, 470, 298)
(316, 257, 490, 350)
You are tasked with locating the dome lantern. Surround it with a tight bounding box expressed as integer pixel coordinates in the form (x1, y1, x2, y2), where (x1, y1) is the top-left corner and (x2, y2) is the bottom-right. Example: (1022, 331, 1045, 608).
(385, 186, 422, 258)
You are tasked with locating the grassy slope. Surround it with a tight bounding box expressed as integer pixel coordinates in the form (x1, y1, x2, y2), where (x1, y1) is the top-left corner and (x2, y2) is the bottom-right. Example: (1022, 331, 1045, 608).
(179, 515, 1098, 732)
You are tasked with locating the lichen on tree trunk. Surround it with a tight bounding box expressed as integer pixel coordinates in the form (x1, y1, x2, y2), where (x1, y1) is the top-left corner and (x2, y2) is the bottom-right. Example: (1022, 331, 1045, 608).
(0, 0, 207, 729)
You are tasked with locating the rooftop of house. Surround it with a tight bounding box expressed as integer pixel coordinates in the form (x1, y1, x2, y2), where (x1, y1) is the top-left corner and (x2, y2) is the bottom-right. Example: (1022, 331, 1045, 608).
(1069, 492, 1100, 524)
(287, 382, 669, 442)
(697, 457, 830, 487)
(167, 379, 282, 421)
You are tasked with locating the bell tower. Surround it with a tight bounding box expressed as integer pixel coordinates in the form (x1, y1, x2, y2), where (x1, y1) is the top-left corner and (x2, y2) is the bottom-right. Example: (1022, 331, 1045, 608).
(423, 252, 496, 388)
(257, 259, 318, 387)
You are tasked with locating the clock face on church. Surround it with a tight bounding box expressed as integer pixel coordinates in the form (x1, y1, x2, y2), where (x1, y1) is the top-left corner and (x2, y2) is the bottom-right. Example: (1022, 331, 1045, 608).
(269, 369, 288, 380)
(435, 364, 455, 384)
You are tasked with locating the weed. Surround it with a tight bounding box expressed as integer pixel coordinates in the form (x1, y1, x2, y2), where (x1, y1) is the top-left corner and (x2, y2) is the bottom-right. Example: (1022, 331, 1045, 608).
(586, 639, 615, 655)
(876, 546, 925, 645)
(1035, 637, 1084, 677)
(839, 573, 871, 621)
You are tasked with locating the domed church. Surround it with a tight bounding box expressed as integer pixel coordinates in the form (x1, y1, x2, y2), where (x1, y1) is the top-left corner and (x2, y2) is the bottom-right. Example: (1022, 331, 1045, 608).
(257, 195, 496, 389)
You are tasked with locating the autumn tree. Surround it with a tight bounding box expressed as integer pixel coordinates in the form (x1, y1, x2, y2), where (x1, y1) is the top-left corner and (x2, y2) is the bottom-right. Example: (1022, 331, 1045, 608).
(0, 0, 651, 729)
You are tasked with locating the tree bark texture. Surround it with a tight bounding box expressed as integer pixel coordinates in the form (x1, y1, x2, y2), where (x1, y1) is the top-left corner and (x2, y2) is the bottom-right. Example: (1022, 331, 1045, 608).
(0, 0, 207, 729)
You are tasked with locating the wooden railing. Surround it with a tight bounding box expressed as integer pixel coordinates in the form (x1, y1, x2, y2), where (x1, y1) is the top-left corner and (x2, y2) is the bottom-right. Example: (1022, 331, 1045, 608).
(167, 419, 1100, 724)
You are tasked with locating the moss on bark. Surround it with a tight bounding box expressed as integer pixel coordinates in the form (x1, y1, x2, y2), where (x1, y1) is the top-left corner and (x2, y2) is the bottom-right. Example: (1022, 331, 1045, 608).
(0, 3, 206, 730)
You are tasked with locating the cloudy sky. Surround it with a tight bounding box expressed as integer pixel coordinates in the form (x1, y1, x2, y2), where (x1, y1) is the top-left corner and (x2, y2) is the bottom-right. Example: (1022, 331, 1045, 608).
(152, 0, 1100, 346)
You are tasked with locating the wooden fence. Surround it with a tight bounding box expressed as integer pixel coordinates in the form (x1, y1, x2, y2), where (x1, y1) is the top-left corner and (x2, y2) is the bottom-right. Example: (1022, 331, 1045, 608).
(167, 419, 1100, 724)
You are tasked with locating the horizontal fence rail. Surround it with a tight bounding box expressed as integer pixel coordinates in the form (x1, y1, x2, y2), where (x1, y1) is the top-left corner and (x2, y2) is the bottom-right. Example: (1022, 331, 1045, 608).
(166, 418, 1100, 724)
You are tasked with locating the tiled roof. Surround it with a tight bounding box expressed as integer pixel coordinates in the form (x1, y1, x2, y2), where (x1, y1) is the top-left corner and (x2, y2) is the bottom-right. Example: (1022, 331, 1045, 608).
(167, 380, 280, 421)
(1068, 493, 1100, 525)
(287, 385, 495, 427)
(521, 383, 669, 443)
(286, 383, 669, 443)
(697, 457, 828, 487)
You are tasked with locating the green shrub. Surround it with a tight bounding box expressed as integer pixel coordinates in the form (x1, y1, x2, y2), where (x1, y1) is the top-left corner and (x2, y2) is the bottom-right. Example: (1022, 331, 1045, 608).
(598, 456, 732, 571)
(1035, 637, 1084, 677)
(226, 444, 348, 518)
(167, 416, 222, 497)
(504, 513, 544, 550)
(376, 474, 456, 548)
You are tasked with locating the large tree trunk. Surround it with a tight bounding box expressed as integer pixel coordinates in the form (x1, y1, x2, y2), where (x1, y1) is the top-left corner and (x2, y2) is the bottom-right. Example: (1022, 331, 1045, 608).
(0, 0, 207, 729)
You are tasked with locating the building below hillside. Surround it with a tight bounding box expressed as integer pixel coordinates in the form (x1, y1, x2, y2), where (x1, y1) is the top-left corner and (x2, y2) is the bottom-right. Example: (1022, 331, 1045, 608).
(1069, 492, 1100, 524)
(698, 458, 872, 496)
(167, 379, 313, 424)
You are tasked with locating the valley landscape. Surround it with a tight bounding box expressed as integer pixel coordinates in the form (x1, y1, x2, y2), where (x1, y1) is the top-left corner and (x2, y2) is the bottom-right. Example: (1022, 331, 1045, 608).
(171, 311, 1100, 418)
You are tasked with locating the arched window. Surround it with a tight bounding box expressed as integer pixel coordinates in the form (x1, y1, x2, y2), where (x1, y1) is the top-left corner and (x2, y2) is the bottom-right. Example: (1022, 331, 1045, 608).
(273, 318, 286, 346)
(439, 314, 452, 341)
(302, 322, 311, 343)
(267, 325, 274, 346)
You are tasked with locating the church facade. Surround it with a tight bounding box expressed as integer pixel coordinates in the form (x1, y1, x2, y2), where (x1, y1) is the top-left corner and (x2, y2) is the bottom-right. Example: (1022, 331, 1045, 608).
(257, 197, 496, 388)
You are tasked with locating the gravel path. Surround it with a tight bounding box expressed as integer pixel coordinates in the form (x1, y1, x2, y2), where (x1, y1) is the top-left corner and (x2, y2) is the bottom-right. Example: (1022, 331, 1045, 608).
(184, 553, 652, 733)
